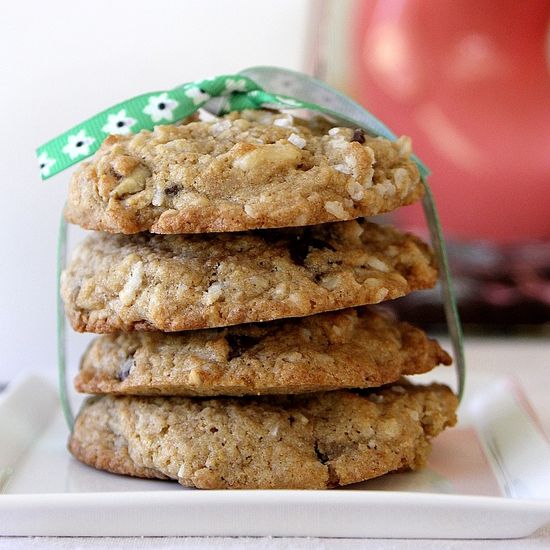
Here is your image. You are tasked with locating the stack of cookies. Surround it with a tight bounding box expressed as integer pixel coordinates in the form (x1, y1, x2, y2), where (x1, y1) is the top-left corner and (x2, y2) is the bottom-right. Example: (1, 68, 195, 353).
(61, 109, 457, 489)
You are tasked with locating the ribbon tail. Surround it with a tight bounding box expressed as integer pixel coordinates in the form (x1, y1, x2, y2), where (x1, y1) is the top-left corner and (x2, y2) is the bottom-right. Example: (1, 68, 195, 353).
(57, 211, 74, 430)
(241, 66, 464, 400)
(422, 185, 466, 401)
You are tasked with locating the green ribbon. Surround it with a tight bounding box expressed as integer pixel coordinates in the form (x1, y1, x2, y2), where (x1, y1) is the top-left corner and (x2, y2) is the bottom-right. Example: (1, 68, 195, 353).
(56, 213, 73, 430)
(38, 76, 261, 179)
(53, 67, 465, 430)
(38, 70, 430, 180)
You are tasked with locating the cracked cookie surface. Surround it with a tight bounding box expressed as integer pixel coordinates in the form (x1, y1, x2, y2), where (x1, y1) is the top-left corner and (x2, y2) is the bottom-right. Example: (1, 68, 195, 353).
(61, 220, 438, 333)
(69, 383, 457, 489)
(75, 308, 451, 396)
(65, 110, 423, 234)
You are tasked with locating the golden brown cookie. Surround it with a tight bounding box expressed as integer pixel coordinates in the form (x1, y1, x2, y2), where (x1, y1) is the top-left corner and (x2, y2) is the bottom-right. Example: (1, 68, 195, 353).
(61, 220, 438, 333)
(68, 383, 457, 489)
(75, 308, 451, 396)
(64, 110, 423, 234)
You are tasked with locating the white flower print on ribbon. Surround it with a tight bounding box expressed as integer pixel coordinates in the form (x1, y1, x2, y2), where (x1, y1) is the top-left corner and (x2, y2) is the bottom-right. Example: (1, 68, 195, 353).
(101, 109, 137, 135)
(142, 93, 179, 123)
(274, 95, 302, 107)
(184, 86, 211, 105)
(62, 130, 95, 160)
(224, 78, 247, 93)
(38, 152, 56, 177)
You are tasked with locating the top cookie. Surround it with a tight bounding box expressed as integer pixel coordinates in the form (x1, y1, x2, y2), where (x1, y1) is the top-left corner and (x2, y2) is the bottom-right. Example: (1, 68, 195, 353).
(65, 110, 423, 234)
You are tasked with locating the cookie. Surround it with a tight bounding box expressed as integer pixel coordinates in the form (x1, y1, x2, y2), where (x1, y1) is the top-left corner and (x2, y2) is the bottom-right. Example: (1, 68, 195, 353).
(68, 383, 457, 489)
(75, 308, 451, 396)
(64, 109, 423, 234)
(61, 220, 438, 333)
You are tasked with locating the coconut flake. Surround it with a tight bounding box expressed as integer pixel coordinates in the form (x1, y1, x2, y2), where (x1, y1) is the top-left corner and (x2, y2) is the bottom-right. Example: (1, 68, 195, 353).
(366, 257, 390, 272)
(210, 120, 231, 136)
(119, 262, 144, 306)
(334, 163, 352, 175)
(273, 116, 294, 127)
(288, 133, 306, 149)
(346, 180, 365, 201)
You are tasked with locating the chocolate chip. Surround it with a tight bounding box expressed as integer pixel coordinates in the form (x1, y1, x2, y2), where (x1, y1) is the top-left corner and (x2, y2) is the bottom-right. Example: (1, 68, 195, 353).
(288, 235, 310, 266)
(118, 356, 134, 381)
(311, 236, 335, 251)
(165, 184, 180, 196)
(314, 442, 329, 465)
(288, 228, 336, 266)
(110, 167, 122, 181)
(259, 228, 286, 245)
(226, 334, 260, 360)
(351, 128, 365, 144)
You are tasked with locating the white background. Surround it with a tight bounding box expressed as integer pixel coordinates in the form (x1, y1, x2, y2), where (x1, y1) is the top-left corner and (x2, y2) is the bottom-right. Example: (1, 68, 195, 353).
(0, 0, 311, 380)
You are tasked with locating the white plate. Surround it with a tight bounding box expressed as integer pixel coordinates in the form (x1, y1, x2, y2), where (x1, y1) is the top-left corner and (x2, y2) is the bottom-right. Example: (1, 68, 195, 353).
(0, 370, 549, 538)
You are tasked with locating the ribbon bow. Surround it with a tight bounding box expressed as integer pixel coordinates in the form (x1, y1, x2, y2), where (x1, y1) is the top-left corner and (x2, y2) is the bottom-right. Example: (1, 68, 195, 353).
(37, 68, 430, 180)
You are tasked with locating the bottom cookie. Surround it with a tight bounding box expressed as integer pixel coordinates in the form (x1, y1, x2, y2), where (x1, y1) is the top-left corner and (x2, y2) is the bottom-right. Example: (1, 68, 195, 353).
(69, 383, 457, 489)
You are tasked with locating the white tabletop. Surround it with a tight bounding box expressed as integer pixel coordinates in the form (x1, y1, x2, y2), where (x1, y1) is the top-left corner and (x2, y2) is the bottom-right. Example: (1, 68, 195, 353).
(0, 530, 549, 550)
(1, 336, 549, 548)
